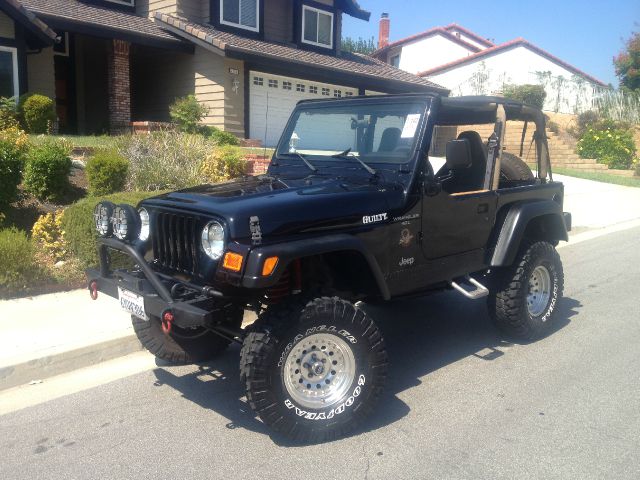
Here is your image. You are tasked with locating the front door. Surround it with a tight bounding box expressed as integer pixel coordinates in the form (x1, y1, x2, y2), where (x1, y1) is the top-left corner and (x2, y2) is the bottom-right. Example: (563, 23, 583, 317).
(420, 188, 498, 260)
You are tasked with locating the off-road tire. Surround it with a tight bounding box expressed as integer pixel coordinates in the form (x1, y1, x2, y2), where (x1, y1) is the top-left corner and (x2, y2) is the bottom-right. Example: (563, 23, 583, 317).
(500, 152, 534, 181)
(241, 296, 388, 443)
(488, 241, 563, 340)
(132, 304, 244, 364)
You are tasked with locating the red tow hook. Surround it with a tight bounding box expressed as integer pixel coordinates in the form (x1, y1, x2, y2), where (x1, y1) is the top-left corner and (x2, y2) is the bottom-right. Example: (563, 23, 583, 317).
(161, 310, 174, 334)
(89, 280, 99, 300)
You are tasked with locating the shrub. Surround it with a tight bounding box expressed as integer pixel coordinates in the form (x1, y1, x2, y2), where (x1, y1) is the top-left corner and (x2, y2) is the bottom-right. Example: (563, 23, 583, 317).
(577, 126, 637, 169)
(169, 95, 209, 133)
(23, 139, 72, 201)
(0, 97, 19, 130)
(20, 94, 56, 134)
(120, 131, 211, 191)
(86, 149, 129, 195)
(0, 228, 43, 292)
(547, 120, 560, 134)
(32, 209, 67, 262)
(206, 126, 240, 146)
(200, 145, 246, 183)
(62, 191, 165, 267)
(0, 126, 29, 208)
(502, 84, 547, 110)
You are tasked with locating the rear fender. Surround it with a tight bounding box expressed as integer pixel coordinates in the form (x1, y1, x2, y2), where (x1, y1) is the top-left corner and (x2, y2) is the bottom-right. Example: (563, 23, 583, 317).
(490, 200, 568, 266)
(241, 234, 390, 300)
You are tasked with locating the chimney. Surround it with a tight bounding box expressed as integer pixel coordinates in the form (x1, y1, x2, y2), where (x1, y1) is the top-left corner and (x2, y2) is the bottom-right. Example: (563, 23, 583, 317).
(378, 13, 390, 49)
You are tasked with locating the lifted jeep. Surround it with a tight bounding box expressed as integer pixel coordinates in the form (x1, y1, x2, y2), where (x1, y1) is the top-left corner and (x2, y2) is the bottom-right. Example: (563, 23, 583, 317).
(87, 94, 570, 442)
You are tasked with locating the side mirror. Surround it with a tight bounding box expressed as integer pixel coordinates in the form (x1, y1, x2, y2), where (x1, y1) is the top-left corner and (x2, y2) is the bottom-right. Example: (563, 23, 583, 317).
(445, 139, 472, 170)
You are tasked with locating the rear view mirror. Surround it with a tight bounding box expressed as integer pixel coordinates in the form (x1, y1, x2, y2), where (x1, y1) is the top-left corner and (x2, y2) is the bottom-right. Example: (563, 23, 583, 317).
(445, 139, 472, 169)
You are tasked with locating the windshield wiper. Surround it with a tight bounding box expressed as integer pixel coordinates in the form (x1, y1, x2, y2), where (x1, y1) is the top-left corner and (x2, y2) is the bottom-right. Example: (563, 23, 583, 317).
(331, 148, 377, 176)
(282, 151, 317, 173)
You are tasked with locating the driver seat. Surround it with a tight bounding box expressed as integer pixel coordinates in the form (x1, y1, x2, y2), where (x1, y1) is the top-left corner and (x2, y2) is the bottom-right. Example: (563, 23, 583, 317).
(442, 131, 487, 193)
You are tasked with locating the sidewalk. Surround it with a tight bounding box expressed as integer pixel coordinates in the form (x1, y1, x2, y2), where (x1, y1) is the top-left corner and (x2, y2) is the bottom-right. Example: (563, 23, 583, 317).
(1, 173, 639, 391)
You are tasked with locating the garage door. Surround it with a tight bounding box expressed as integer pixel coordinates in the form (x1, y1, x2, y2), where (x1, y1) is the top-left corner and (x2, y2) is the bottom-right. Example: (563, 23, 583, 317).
(249, 72, 357, 147)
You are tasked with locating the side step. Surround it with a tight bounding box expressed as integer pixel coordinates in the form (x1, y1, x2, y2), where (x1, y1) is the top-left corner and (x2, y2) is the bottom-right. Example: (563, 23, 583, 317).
(450, 275, 489, 300)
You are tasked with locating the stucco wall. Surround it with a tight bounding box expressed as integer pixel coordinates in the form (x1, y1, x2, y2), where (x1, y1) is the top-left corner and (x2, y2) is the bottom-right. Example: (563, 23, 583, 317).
(0, 11, 15, 39)
(426, 45, 600, 114)
(26, 48, 55, 98)
(399, 34, 475, 74)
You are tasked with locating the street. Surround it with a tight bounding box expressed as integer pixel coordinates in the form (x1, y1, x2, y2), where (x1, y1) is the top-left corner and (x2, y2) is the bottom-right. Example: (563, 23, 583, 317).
(1, 226, 639, 480)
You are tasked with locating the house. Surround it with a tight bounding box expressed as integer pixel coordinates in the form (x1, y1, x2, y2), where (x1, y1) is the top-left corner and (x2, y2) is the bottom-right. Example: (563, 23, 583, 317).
(372, 15, 608, 114)
(0, 1, 447, 144)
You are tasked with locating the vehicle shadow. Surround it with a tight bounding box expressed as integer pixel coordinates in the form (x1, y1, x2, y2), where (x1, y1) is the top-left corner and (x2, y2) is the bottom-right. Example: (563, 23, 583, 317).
(151, 292, 581, 445)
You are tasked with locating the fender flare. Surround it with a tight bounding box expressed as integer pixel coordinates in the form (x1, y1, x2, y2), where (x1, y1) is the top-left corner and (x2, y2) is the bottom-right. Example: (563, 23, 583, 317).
(241, 234, 390, 300)
(490, 200, 568, 267)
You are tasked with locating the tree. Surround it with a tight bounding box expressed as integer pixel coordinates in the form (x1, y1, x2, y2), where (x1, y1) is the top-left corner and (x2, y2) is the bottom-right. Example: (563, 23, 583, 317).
(341, 36, 376, 55)
(614, 31, 640, 92)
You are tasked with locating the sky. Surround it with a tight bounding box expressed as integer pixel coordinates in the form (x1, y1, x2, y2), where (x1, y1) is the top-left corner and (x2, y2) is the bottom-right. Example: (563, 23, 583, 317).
(342, 0, 639, 87)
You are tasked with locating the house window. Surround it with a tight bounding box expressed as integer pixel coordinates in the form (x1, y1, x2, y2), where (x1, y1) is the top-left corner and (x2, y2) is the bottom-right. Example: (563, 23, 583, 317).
(105, 0, 135, 6)
(296, 84, 305, 92)
(390, 54, 400, 68)
(345, 92, 353, 96)
(0, 47, 19, 99)
(283, 81, 292, 90)
(253, 76, 263, 86)
(268, 79, 278, 88)
(309, 86, 318, 94)
(321, 87, 330, 96)
(220, 0, 259, 32)
(302, 5, 333, 49)
(334, 90, 341, 98)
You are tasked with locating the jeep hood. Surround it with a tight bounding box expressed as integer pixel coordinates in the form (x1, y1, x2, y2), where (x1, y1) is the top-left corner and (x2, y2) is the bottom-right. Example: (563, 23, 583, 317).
(141, 174, 405, 241)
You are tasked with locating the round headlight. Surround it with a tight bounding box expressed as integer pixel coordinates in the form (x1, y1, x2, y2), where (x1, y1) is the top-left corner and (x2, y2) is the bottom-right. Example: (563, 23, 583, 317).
(112, 204, 140, 241)
(93, 201, 115, 237)
(201, 221, 225, 260)
(138, 207, 150, 241)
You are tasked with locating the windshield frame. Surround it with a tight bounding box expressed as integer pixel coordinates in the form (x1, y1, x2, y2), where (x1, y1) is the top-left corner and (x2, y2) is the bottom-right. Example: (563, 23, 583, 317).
(274, 96, 433, 169)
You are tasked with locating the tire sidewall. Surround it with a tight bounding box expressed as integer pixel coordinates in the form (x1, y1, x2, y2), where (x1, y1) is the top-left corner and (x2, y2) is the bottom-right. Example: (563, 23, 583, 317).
(264, 304, 383, 431)
(520, 245, 561, 326)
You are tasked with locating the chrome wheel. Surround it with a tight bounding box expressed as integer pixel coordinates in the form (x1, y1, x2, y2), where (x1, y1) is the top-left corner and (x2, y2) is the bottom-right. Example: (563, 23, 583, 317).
(283, 333, 356, 409)
(527, 265, 551, 317)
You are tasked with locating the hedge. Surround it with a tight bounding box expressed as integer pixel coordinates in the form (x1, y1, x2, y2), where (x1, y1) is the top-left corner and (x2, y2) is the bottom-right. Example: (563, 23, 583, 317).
(86, 149, 129, 196)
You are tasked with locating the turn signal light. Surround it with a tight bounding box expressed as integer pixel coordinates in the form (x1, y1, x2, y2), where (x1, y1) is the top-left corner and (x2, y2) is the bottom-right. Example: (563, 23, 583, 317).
(223, 252, 243, 272)
(262, 256, 279, 276)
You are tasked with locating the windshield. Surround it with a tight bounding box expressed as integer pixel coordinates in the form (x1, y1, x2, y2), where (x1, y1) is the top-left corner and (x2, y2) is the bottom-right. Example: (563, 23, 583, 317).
(276, 100, 428, 165)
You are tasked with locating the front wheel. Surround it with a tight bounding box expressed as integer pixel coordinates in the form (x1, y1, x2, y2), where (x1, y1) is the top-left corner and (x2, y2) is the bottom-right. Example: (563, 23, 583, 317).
(241, 297, 388, 443)
(488, 241, 564, 340)
(132, 304, 244, 364)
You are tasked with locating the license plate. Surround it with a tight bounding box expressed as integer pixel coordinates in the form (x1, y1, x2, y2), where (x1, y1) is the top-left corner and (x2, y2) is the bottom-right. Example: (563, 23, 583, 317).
(118, 287, 148, 321)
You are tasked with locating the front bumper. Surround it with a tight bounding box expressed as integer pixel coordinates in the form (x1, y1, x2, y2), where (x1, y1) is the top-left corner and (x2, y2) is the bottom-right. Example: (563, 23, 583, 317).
(86, 238, 227, 329)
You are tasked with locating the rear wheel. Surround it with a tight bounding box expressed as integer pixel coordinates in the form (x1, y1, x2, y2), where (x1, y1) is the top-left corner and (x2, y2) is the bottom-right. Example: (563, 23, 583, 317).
(488, 241, 564, 340)
(132, 304, 244, 364)
(241, 296, 388, 443)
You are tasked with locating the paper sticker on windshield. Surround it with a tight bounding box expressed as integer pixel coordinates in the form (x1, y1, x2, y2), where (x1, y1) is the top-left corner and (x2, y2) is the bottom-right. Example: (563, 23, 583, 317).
(400, 114, 421, 138)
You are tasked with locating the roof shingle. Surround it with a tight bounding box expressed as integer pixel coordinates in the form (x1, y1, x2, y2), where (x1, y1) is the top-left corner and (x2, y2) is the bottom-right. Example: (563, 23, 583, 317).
(155, 13, 447, 93)
(18, 0, 185, 48)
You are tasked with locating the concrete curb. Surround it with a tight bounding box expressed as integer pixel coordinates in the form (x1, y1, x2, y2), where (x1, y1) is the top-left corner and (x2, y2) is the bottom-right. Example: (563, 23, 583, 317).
(0, 335, 143, 392)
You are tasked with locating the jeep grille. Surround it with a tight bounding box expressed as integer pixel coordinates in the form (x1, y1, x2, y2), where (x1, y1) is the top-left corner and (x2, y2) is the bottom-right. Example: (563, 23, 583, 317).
(152, 212, 200, 275)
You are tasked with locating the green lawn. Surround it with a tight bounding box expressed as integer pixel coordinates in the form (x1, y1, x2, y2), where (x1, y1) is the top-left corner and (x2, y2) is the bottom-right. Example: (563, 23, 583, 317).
(29, 134, 120, 149)
(553, 168, 640, 188)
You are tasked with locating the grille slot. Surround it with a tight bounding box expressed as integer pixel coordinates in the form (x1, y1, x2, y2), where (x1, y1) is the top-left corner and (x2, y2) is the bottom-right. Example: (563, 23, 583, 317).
(153, 212, 200, 275)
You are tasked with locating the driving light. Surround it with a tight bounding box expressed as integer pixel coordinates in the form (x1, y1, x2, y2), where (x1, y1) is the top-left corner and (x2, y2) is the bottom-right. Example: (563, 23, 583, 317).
(112, 204, 140, 241)
(138, 207, 150, 241)
(93, 201, 115, 237)
(201, 221, 225, 260)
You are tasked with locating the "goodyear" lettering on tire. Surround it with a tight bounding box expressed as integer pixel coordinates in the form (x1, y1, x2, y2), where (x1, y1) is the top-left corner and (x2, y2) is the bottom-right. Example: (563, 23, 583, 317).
(284, 375, 366, 420)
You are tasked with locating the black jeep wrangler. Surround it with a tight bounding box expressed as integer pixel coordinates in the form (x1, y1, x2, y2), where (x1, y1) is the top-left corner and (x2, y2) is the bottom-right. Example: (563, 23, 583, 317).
(87, 94, 571, 442)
